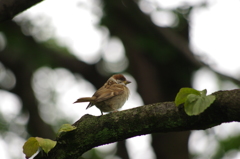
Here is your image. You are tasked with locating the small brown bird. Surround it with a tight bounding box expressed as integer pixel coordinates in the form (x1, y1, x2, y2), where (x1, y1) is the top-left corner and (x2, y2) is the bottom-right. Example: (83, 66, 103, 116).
(73, 74, 131, 115)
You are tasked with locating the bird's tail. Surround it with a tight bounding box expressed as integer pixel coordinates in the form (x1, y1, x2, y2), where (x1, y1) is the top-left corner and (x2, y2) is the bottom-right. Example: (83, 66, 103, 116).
(73, 97, 93, 104)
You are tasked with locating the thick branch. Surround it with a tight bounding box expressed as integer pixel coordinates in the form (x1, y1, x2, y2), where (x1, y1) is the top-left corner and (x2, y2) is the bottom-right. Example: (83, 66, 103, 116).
(35, 89, 240, 159)
(0, 0, 43, 22)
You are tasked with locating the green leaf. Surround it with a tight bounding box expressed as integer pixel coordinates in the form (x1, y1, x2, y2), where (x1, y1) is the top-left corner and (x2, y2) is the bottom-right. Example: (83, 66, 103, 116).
(184, 94, 216, 116)
(57, 124, 76, 137)
(23, 137, 39, 158)
(200, 89, 207, 96)
(36, 137, 57, 154)
(175, 87, 201, 106)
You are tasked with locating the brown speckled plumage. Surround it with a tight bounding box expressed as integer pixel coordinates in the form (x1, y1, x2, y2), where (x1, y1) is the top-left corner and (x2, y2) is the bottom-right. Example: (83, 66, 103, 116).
(74, 74, 131, 115)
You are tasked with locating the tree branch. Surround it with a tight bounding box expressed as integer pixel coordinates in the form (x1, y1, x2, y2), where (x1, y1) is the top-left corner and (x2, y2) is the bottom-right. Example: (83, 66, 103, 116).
(0, 0, 43, 22)
(35, 89, 240, 159)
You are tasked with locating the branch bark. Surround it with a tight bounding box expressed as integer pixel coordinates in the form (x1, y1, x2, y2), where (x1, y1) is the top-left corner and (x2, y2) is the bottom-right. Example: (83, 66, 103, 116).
(35, 89, 240, 159)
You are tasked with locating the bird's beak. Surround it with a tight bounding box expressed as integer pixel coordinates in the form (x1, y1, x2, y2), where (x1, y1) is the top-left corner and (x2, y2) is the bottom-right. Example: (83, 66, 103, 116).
(125, 80, 131, 85)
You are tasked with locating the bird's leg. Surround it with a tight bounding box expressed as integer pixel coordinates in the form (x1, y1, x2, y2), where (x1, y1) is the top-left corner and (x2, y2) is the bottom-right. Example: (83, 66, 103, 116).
(100, 110, 103, 116)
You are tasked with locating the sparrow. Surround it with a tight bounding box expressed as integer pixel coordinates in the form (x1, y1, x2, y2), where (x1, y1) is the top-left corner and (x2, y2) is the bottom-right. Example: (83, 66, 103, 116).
(73, 74, 131, 115)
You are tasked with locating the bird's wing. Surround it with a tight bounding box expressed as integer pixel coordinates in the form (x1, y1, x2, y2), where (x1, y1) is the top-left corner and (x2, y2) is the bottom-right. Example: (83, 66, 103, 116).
(93, 84, 125, 103)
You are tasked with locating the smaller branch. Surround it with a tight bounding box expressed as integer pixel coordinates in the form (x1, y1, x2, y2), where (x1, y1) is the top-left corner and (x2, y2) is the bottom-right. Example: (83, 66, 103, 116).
(0, 0, 43, 22)
(36, 89, 240, 159)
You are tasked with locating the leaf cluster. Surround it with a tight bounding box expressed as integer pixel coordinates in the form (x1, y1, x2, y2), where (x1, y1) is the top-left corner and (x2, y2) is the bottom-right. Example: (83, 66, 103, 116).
(23, 124, 76, 158)
(175, 88, 216, 115)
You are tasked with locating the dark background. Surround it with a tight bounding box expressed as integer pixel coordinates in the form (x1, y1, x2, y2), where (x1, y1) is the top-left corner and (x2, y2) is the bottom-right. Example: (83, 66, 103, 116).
(0, 0, 240, 159)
